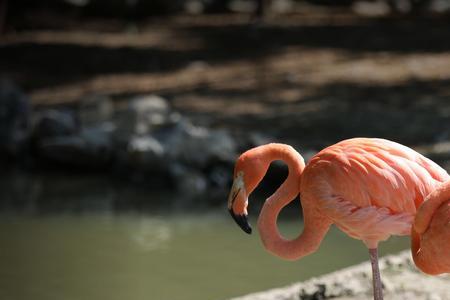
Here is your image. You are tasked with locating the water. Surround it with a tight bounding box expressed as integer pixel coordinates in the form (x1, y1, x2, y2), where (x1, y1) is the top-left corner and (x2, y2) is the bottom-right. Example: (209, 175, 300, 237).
(0, 171, 410, 300)
(0, 212, 409, 300)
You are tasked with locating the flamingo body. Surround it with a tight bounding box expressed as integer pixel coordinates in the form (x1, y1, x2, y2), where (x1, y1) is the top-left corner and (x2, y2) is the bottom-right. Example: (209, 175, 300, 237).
(301, 138, 449, 248)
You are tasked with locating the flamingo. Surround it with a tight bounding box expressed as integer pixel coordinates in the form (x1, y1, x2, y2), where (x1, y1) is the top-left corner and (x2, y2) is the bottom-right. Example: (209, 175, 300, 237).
(227, 138, 449, 300)
(412, 179, 450, 275)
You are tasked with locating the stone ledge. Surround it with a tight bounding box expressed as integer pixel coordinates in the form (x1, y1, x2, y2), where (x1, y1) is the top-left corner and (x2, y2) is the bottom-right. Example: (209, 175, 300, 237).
(231, 251, 450, 300)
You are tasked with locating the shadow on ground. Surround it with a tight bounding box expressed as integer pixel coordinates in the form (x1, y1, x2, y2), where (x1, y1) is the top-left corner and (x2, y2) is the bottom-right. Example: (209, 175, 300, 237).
(2, 14, 450, 90)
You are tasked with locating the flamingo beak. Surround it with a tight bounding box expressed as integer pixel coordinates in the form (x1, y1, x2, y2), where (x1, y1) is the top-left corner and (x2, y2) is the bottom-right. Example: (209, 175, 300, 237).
(228, 208, 252, 234)
(227, 174, 252, 234)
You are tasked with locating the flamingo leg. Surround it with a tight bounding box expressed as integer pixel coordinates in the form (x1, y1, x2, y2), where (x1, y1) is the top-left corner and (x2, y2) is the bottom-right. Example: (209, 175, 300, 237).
(369, 248, 384, 300)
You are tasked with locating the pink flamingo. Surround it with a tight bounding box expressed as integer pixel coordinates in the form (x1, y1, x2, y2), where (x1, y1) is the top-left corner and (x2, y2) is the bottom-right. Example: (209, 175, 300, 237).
(227, 138, 449, 300)
(412, 179, 450, 275)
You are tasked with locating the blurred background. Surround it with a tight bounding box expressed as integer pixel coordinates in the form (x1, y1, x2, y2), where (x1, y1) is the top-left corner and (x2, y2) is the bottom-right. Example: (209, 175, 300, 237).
(1, 1, 450, 299)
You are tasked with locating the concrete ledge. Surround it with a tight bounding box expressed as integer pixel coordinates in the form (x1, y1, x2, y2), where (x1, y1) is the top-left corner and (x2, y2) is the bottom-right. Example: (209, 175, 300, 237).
(231, 251, 450, 300)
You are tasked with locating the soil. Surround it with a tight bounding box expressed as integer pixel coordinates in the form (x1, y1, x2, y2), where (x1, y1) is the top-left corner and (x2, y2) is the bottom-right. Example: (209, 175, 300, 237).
(1, 7, 450, 153)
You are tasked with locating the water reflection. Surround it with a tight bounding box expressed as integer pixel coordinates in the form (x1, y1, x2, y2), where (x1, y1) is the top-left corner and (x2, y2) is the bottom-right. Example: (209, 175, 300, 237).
(130, 218, 172, 252)
(0, 169, 225, 214)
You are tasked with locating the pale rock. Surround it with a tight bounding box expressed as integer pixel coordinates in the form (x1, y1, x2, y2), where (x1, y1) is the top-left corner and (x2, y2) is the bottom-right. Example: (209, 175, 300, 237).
(127, 135, 165, 170)
(162, 118, 237, 168)
(114, 95, 170, 142)
(231, 251, 450, 300)
(79, 95, 114, 127)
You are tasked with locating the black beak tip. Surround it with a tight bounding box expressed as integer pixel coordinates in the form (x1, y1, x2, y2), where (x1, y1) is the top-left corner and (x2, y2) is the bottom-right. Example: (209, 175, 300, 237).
(243, 224, 252, 234)
(229, 209, 252, 234)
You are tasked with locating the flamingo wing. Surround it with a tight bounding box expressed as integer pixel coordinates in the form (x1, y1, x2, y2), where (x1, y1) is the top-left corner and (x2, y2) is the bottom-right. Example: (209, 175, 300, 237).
(301, 138, 449, 247)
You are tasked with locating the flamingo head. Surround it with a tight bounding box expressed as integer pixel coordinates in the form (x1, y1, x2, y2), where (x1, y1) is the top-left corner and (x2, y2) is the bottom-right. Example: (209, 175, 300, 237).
(227, 149, 270, 234)
(413, 180, 450, 275)
(227, 170, 251, 234)
(413, 199, 450, 275)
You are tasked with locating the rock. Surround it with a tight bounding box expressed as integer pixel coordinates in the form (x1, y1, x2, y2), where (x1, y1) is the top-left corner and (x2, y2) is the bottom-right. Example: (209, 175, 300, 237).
(33, 109, 78, 139)
(0, 79, 30, 156)
(114, 95, 170, 142)
(126, 135, 165, 171)
(160, 118, 237, 168)
(78, 95, 114, 127)
(112, 93, 237, 173)
(131, 95, 170, 130)
(231, 251, 450, 300)
(32, 106, 116, 168)
(80, 126, 113, 155)
(118, 111, 237, 192)
(37, 126, 112, 168)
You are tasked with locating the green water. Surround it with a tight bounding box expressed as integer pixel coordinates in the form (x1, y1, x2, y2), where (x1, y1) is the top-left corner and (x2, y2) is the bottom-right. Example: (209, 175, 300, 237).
(0, 213, 409, 300)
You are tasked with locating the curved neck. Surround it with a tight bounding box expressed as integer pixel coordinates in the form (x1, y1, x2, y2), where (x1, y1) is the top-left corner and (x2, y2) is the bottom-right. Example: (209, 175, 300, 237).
(414, 180, 450, 234)
(255, 144, 332, 260)
(411, 228, 429, 273)
(243, 144, 305, 194)
(411, 227, 442, 275)
(412, 180, 450, 275)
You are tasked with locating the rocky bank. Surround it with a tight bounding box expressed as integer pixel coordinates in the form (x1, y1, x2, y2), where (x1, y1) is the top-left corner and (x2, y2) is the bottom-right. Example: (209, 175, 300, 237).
(0, 79, 244, 197)
(231, 251, 450, 300)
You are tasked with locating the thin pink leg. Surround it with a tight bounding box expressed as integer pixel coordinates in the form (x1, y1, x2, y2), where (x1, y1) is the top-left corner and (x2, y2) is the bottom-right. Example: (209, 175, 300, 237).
(369, 248, 384, 300)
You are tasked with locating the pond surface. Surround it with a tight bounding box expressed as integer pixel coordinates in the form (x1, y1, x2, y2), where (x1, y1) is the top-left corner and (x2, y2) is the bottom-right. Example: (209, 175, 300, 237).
(0, 212, 409, 300)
